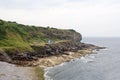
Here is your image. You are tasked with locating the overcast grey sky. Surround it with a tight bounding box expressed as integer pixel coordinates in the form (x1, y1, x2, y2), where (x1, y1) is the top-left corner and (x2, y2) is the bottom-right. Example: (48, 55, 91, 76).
(0, 0, 120, 37)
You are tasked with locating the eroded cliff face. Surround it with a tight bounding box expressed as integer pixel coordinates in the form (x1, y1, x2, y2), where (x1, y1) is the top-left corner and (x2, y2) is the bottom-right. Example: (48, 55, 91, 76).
(43, 28, 82, 42)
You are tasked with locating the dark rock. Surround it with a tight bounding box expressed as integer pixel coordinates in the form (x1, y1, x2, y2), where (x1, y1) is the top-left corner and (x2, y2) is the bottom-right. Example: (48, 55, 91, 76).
(0, 41, 105, 66)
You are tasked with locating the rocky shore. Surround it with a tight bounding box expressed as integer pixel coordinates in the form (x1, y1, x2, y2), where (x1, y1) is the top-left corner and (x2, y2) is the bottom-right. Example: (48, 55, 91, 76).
(0, 44, 102, 80)
(0, 41, 105, 80)
(37, 50, 94, 68)
(0, 41, 105, 67)
(32, 44, 104, 68)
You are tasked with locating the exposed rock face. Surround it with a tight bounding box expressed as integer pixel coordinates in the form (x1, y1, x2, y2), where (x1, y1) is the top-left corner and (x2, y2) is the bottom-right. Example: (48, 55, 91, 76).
(73, 32, 82, 42)
(42, 29, 82, 42)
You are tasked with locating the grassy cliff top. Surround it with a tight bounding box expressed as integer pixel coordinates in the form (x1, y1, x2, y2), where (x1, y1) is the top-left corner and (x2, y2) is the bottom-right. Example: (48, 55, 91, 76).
(0, 19, 82, 53)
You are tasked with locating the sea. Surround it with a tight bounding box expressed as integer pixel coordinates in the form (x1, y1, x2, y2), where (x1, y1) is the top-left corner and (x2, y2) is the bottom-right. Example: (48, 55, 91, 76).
(44, 37, 120, 80)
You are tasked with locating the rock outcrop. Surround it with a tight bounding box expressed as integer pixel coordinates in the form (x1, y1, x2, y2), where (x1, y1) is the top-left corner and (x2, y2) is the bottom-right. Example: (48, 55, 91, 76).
(0, 41, 105, 66)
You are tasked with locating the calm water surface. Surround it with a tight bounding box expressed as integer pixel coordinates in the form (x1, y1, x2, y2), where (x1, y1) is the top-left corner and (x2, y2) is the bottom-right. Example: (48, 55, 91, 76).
(45, 38, 120, 80)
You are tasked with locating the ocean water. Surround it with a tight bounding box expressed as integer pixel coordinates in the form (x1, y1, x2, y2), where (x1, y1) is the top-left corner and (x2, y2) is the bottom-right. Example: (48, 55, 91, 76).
(45, 37, 120, 80)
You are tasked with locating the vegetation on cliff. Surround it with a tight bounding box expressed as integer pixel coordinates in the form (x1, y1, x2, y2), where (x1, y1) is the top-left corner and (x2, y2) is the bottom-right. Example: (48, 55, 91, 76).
(0, 19, 82, 55)
(34, 66, 44, 80)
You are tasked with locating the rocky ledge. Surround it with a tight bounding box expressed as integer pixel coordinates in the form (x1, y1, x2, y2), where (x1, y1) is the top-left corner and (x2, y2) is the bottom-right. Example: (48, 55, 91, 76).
(0, 41, 105, 67)
(30, 44, 105, 68)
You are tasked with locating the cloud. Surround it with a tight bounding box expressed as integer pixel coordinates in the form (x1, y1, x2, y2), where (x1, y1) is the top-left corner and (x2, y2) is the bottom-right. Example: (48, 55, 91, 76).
(0, 0, 68, 9)
(0, 0, 120, 37)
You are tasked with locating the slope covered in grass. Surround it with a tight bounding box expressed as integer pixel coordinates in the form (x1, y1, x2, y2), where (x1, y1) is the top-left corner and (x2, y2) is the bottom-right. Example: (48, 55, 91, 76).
(0, 19, 82, 53)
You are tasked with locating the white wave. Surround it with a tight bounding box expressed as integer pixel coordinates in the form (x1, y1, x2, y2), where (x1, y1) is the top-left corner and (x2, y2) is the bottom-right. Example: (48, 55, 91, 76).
(44, 66, 54, 71)
(80, 56, 94, 63)
(59, 62, 66, 66)
(44, 70, 54, 80)
(88, 55, 96, 59)
(80, 57, 85, 60)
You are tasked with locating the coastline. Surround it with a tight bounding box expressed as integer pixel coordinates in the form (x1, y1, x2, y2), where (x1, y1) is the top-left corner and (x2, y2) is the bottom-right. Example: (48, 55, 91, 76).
(0, 42, 105, 80)
(38, 49, 92, 68)
(35, 44, 104, 68)
(41, 46, 102, 80)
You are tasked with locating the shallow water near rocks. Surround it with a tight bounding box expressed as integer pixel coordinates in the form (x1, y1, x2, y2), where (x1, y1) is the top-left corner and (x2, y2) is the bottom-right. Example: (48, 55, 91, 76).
(45, 38, 120, 80)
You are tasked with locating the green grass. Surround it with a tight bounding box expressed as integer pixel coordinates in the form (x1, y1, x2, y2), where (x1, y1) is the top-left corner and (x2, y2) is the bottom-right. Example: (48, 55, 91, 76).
(34, 67, 44, 80)
(0, 19, 81, 54)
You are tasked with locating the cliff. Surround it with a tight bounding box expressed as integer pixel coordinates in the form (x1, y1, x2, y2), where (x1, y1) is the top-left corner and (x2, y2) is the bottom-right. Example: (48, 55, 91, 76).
(0, 19, 83, 63)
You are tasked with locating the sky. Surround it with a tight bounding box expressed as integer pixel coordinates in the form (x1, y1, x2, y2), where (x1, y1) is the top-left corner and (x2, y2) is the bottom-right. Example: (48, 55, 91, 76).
(0, 0, 120, 37)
